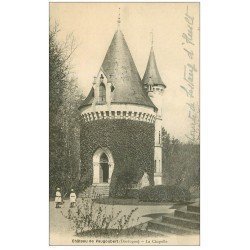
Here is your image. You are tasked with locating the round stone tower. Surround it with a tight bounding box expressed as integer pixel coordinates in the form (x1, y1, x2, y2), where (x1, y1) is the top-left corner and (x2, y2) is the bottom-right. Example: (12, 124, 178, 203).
(78, 25, 157, 196)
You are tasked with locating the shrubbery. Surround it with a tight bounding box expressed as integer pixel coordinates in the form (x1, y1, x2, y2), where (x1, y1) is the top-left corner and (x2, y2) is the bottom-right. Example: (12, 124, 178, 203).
(63, 196, 138, 235)
(110, 181, 127, 198)
(109, 169, 140, 198)
(126, 189, 139, 199)
(138, 185, 191, 202)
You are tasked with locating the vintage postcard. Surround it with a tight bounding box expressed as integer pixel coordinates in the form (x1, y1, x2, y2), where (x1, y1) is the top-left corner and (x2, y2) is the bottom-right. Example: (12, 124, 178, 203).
(49, 2, 200, 246)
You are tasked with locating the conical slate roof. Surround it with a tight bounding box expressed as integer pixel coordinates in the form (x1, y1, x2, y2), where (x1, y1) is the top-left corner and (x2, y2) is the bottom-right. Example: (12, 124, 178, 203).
(142, 46, 166, 88)
(79, 30, 156, 110)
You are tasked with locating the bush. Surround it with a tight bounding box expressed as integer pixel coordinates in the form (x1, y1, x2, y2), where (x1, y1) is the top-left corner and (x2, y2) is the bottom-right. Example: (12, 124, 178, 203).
(171, 186, 191, 202)
(138, 185, 190, 202)
(63, 197, 138, 235)
(109, 169, 139, 198)
(139, 185, 171, 202)
(126, 189, 139, 199)
(111, 181, 128, 198)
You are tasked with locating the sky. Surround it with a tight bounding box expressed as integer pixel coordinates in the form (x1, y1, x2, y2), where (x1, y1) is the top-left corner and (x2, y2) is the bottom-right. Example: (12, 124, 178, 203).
(50, 3, 199, 142)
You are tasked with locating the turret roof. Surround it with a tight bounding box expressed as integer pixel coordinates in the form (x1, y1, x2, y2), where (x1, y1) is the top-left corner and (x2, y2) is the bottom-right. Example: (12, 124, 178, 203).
(142, 46, 166, 88)
(79, 30, 156, 110)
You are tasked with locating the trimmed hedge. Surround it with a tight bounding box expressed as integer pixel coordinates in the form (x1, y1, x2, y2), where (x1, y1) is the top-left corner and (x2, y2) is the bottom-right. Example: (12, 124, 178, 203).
(139, 185, 191, 202)
(126, 189, 139, 199)
(79, 119, 155, 196)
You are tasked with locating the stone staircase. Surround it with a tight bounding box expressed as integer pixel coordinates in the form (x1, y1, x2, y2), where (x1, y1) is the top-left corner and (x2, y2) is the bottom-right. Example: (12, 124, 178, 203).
(79, 184, 110, 199)
(147, 203, 200, 235)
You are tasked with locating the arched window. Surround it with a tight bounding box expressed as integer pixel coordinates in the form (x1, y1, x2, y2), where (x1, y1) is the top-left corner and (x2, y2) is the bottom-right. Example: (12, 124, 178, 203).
(99, 82, 106, 103)
(159, 131, 161, 144)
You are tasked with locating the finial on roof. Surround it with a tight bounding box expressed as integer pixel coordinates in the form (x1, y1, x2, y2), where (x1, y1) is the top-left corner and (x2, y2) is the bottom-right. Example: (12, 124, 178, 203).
(117, 8, 121, 30)
(150, 30, 154, 47)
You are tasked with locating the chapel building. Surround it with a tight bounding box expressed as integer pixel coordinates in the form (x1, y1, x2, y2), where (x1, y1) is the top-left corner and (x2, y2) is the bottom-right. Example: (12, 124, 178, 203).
(78, 20, 166, 197)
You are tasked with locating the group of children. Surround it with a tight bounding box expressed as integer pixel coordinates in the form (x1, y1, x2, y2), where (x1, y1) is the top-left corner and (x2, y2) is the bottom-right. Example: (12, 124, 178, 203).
(55, 188, 77, 208)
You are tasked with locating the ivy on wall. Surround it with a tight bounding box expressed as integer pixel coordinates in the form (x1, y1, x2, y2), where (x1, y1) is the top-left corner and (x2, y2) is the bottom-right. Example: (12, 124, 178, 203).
(79, 119, 155, 196)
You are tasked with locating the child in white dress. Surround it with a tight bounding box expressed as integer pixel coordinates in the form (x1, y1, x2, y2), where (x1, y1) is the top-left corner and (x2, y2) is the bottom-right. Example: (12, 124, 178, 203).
(55, 188, 62, 208)
(70, 189, 76, 208)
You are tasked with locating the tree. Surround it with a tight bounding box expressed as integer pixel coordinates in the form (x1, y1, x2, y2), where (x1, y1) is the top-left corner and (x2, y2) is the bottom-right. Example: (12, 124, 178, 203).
(161, 127, 200, 191)
(49, 23, 84, 196)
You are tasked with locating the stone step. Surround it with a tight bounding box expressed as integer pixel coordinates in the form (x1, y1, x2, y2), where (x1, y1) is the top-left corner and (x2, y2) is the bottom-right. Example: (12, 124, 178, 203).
(187, 204, 200, 213)
(79, 185, 110, 198)
(147, 220, 199, 235)
(91, 185, 110, 197)
(174, 210, 200, 222)
(162, 215, 200, 230)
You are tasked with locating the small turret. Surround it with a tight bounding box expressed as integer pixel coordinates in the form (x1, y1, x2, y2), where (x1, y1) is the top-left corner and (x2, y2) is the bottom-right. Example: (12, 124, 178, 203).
(142, 33, 166, 185)
(142, 34, 166, 116)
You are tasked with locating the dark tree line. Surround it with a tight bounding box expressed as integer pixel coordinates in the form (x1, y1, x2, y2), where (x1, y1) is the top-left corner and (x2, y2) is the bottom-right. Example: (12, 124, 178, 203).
(49, 23, 84, 197)
(162, 128, 200, 195)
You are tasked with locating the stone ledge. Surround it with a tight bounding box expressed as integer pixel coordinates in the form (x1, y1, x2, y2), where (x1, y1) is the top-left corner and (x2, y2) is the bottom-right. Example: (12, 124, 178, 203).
(81, 110, 156, 124)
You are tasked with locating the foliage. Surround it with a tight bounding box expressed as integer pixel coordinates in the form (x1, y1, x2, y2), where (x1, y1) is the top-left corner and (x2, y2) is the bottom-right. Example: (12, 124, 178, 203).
(126, 189, 139, 199)
(79, 119, 155, 195)
(162, 128, 200, 192)
(139, 185, 170, 202)
(110, 168, 137, 198)
(94, 197, 141, 206)
(49, 23, 84, 196)
(63, 197, 138, 235)
(138, 185, 191, 202)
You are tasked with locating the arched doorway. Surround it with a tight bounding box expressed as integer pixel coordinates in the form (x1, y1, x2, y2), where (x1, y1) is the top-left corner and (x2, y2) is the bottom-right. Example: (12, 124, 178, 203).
(93, 148, 114, 184)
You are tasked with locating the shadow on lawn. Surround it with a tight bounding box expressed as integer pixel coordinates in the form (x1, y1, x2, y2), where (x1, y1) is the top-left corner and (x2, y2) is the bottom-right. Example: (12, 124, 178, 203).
(94, 197, 174, 206)
(94, 197, 196, 209)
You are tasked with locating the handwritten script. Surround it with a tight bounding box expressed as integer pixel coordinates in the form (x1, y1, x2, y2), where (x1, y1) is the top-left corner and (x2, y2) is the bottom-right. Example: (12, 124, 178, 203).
(180, 6, 199, 144)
